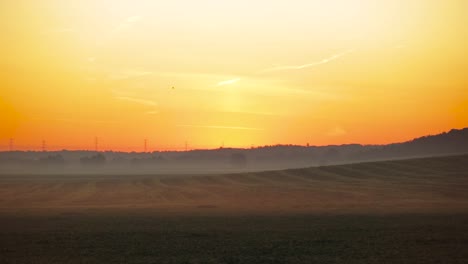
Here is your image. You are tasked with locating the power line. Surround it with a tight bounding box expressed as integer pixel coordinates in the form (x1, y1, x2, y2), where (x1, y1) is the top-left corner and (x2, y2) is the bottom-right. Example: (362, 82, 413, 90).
(0, 140, 221, 152)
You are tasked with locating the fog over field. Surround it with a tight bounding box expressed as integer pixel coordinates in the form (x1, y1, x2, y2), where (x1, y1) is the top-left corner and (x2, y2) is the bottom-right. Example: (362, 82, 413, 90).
(1, 154, 467, 214)
(1, 129, 467, 214)
(1, 154, 468, 263)
(1, 128, 467, 175)
(1, 138, 468, 263)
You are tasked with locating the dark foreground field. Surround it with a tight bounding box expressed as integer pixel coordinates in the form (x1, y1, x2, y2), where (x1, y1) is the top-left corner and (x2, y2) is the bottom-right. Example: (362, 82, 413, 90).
(1, 212, 468, 264)
(1, 154, 467, 263)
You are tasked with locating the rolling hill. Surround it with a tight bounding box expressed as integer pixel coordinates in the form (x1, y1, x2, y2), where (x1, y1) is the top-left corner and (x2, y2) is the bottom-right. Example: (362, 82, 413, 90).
(1, 154, 467, 214)
(1, 127, 467, 174)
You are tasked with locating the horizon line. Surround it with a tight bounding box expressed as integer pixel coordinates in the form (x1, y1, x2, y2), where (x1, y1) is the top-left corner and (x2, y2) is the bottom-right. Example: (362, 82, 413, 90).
(1, 127, 466, 154)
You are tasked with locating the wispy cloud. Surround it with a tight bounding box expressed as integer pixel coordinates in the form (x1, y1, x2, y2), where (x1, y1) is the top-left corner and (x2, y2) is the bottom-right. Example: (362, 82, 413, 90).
(217, 78, 241, 86)
(177, 125, 264, 131)
(115, 96, 158, 106)
(41, 28, 74, 35)
(126, 16, 143, 23)
(108, 70, 153, 80)
(146, 110, 160, 115)
(48, 118, 121, 125)
(394, 44, 407, 49)
(259, 49, 355, 73)
(221, 110, 280, 117)
(213, 49, 355, 87)
(328, 126, 347, 137)
(112, 15, 143, 33)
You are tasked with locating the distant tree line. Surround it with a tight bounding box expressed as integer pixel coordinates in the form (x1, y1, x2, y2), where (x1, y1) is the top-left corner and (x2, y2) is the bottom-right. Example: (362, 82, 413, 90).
(80, 154, 106, 165)
(39, 154, 65, 165)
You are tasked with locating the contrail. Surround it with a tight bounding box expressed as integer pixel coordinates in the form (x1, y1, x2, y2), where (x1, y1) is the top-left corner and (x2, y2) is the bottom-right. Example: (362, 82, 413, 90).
(215, 49, 355, 87)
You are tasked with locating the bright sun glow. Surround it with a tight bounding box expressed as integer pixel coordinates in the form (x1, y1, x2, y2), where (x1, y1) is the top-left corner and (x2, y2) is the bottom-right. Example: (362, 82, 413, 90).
(1, 0, 467, 151)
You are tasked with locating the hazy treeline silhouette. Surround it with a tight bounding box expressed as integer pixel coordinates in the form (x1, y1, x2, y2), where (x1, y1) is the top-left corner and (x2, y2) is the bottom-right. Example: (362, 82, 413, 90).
(1, 128, 467, 174)
(80, 154, 106, 166)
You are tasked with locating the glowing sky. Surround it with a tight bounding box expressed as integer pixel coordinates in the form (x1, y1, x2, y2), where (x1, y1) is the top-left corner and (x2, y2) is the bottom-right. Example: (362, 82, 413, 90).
(1, 0, 467, 151)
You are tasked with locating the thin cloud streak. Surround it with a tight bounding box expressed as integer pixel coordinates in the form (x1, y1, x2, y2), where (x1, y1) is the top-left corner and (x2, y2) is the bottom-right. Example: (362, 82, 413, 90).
(46, 118, 121, 125)
(177, 125, 264, 131)
(259, 49, 355, 73)
(112, 15, 143, 33)
(115, 96, 158, 106)
(41, 28, 74, 35)
(328, 126, 347, 137)
(221, 110, 280, 117)
(394, 44, 407, 49)
(126, 15, 143, 23)
(108, 70, 153, 80)
(217, 78, 241, 86)
(214, 49, 354, 87)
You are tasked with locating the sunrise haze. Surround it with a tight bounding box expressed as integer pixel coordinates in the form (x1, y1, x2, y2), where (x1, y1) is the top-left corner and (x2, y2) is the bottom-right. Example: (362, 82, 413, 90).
(1, 0, 467, 151)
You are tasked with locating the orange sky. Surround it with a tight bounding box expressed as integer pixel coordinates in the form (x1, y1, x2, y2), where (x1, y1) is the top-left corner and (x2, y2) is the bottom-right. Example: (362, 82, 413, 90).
(1, 0, 467, 151)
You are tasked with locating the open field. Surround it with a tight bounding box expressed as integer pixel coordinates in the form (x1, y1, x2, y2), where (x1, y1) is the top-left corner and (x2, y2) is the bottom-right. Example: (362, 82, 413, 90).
(1, 154, 467, 213)
(0, 154, 467, 263)
(1, 213, 468, 264)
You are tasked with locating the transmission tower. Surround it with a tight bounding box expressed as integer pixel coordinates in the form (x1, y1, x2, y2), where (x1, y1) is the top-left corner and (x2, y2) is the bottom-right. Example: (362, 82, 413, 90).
(42, 140, 46, 152)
